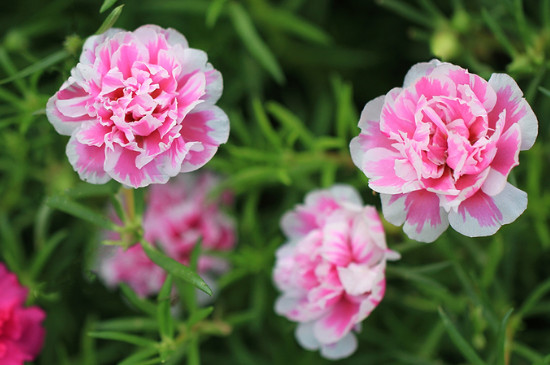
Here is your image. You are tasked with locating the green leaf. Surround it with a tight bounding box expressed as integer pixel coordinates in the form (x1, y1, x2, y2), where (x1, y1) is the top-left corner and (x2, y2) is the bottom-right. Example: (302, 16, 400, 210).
(157, 274, 175, 340)
(120, 284, 157, 316)
(94, 317, 158, 332)
(0, 50, 68, 85)
(539, 86, 550, 98)
(481, 8, 517, 57)
(0, 212, 24, 272)
(29, 230, 67, 279)
(438, 308, 486, 365)
(140, 240, 212, 296)
(46, 195, 118, 230)
(251, 97, 282, 151)
(133, 188, 146, 218)
(257, 7, 331, 45)
(494, 309, 513, 365)
(100, 0, 118, 13)
(88, 331, 157, 347)
(187, 306, 214, 327)
(228, 2, 284, 84)
(517, 278, 550, 319)
(266, 101, 315, 148)
(119, 348, 158, 365)
(63, 181, 120, 199)
(206, 0, 227, 27)
(96, 4, 125, 34)
(376, 0, 433, 27)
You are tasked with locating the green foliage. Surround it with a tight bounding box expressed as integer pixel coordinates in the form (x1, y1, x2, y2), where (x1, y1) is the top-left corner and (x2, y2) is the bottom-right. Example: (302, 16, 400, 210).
(1, 0, 550, 364)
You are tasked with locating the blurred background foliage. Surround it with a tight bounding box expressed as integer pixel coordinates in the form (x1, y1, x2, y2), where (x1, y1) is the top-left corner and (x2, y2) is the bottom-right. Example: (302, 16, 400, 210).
(1, 0, 550, 364)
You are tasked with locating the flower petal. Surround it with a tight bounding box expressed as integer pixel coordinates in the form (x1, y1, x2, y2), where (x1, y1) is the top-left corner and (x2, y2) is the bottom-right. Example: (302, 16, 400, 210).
(313, 297, 360, 344)
(179, 105, 229, 172)
(104, 145, 169, 187)
(403, 59, 442, 87)
(449, 183, 527, 237)
(488, 73, 538, 150)
(482, 123, 521, 196)
(363, 147, 421, 194)
(46, 84, 94, 135)
(320, 331, 358, 360)
(66, 135, 111, 184)
(381, 191, 449, 243)
(295, 322, 321, 351)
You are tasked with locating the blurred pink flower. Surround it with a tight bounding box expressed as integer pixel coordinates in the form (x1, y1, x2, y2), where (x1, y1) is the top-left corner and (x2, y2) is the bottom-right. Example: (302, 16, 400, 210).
(350, 59, 538, 242)
(0, 263, 46, 365)
(97, 173, 235, 297)
(273, 185, 398, 360)
(47, 25, 229, 188)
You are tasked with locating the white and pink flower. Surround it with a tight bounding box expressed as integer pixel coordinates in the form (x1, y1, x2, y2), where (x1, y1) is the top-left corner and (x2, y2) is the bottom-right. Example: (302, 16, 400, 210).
(350, 60, 538, 242)
(273, 185, 398, 360)
(47, 25, 229, 188)
(97, 172, 236, 297)
(0, 263, 46, 365)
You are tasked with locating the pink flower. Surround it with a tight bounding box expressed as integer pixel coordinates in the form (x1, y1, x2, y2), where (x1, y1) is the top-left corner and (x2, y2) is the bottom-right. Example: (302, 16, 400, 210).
(273, 185, 398, 360)
(0, 263, 46, 365)
(98, 172, 236, 296)
(47, 25, 229, 188)
(350, 60, 538, 242)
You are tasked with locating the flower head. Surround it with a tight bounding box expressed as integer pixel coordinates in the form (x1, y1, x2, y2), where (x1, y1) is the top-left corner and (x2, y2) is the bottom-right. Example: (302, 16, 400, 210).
(0, 263, 46, 365)
(47, 25, 229, 188)
(97, 172, 236, 297)
(350, 60, 538, 242)
(273, 185, 398, 360)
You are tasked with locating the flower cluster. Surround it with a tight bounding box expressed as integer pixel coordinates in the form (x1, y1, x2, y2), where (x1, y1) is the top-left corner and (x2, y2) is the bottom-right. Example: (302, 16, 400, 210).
(49, 22, 540, 361)
(0, 263, 46, 365)
(98, 172, 236, 297)
(47, 25, 229, 188)
(350, 59, 537, 242)
(272, 185, 399, 359)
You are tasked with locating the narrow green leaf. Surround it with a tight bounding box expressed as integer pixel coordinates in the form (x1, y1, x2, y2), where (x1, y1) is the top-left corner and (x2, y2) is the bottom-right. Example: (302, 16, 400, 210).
(0, 50, 68, 85)
(63, 181, 120, 199)
(228, 2, 284, 83)
(100, 0, 118, 13)
(157, 274, 175, 339)
(258, 7, 331, 45)
(219, 166, 286, 193)
(188, 336, 200, 365)
(0, 47, 26, 93)
(29, 230, 67, 279)
(513, 0, 531, 45)
(95, 317, 158, 332)
(251, 97, 282, 151)
(417, 0, 443, 18)
(481, 8, 517, 57)
(206, 0, 227, 27)
(88, 331, 156, 347)
(266, 101, 315, 148)
(133, 188, 146, 218)
(120, 284, 157, 316)
(513, 342, 544, 363)
(96, 5, 125, 34)
(187, 306, 214, 327)
(46, 195, 118, 230)
(543, 0, 550, 29)
(539, 86, 550, 98)
(438, 308, 486, 365)
(140, 240, 212, 296)
(119, 348, 158, 365)
(225, 145, 281, 163)
(517, 278, 550, 319)
(376, 0, 433, 27)
(494, 309, 513, 365)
